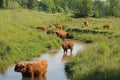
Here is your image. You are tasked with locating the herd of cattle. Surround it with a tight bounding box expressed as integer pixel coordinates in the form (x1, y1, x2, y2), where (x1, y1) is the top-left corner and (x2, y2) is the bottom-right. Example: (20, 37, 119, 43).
(14, 21, 110, 80)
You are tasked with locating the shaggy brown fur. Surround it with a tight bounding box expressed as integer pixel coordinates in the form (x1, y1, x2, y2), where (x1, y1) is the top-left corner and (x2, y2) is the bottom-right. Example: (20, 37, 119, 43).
(55, 25, 62, 29)
(14, 60, 48, 80)
(49, 25, 56, 28)
(52, 30, 70, 40)
(84, 21, 89, 27)
(49, 25, 62, 29)
(62, 40, 74, 54)
(103, 24, 110, 28)
(59, 32, 70, 40)
(36, 26, 46, 31)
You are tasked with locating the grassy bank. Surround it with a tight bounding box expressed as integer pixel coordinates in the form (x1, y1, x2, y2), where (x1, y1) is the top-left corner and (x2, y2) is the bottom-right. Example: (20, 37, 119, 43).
(65, 18, 120, 80)
(0, 9, 67, 74)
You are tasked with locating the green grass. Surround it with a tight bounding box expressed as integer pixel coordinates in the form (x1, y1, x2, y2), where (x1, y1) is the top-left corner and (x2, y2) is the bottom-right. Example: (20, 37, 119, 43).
(65, 40, 120, 80)
(0, 9, 120, 80)
(65, 17, 120, 80)
(0, 9, 66, 74)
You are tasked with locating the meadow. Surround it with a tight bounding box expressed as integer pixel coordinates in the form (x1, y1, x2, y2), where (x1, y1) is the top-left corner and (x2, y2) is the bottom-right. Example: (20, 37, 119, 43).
(65, 18, 120, 79)
(0, 9, 120, 80)
(0, 9, 65, 74)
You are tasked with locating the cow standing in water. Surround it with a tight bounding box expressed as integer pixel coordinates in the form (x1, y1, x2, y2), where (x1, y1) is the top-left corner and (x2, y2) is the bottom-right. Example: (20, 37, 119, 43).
(14, 60, 48, 80)
(62, 40, 74, 54)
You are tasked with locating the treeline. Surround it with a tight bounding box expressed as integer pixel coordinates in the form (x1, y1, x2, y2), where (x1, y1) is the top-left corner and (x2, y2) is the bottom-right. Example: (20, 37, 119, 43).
(0, 0, 120, 18)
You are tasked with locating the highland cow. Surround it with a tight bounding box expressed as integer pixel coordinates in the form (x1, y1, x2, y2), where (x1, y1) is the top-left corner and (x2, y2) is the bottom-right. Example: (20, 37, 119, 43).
(52, 30, 70, 40)
(49, 25, 56, 28)
(36, 26, 46, 31)
(55, 25, 62, 29)
(14, 60, 48, 80)
(84, 21, 89, 27)
(103, 24, 110, 28)
(62, 40, 74, 54)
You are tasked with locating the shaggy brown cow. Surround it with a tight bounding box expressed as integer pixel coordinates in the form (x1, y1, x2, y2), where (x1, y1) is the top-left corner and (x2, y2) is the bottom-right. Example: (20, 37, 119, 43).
(49, 25, 56, 28)
(49, 25, 62, 29)
(84, 21, 89, 27)
(36, 26, 46, 31)
(14, 60, 48, 80)
(103, 24, 110, 28)
(59, 31, 70, 40)
(55, 25, 62, 29)
(52, 30, 70, 40)
(52, 30, 61, 37)
(62, 40, 74, 54)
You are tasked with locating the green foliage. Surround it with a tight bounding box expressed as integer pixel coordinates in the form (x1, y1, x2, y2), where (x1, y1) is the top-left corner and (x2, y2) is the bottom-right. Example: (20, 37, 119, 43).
(16, 0, 28, 8)
(108, 0, 120, 17)
(0, 40, 11, 57)
(27, 0, 38, 9)
(55, 5, 64, 13)
(0, 0, 20, 8)
(0, 9, 63, 72)
(38, 0, 55, 12)
(65, 40, 120, 80)
(0, 0, 120, 17)
(65, 18, 120, 80)
(93, 0, 103, 17)
(73, 0, 93, 18)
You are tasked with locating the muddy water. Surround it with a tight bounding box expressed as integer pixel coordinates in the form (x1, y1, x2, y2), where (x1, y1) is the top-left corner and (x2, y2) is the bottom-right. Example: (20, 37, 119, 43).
(0, 43, 84, 80)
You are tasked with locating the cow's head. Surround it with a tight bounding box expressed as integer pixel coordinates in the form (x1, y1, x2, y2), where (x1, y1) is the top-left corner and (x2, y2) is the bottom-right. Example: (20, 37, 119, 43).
(14, 63, 26, 72)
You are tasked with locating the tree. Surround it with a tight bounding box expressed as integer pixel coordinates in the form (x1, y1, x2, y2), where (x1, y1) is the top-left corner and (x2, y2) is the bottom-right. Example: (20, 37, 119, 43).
(0, 0, 20, 8)
(108, 0, 120, 17)
(0, 0, 3, 8)
(74, 0, 93, 18)
(93, 0, 107, 17)
(38, 0, 55, 13)
(27, 0, 37, 9)
(16, 0, 28, 8)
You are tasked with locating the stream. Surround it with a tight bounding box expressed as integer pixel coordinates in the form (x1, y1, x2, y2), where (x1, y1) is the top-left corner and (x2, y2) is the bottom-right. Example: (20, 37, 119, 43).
(0, 43, 84, 80)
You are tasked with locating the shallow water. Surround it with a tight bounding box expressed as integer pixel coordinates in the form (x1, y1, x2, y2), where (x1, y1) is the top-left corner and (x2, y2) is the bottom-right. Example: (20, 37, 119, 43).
(0, 43, 84, 80)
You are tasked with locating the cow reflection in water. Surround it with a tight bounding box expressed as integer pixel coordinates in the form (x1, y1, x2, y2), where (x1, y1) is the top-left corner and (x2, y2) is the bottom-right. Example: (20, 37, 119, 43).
(22, 76, 46, 80)
(62, 53, 73, 62)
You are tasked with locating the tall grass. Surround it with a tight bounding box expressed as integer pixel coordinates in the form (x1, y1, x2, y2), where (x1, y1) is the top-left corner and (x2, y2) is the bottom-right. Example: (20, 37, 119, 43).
(65, 17, 120, 80)
(65, 40, 120, 80)
(0, 9, 69, 74)
(0, 9, 120, 80)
